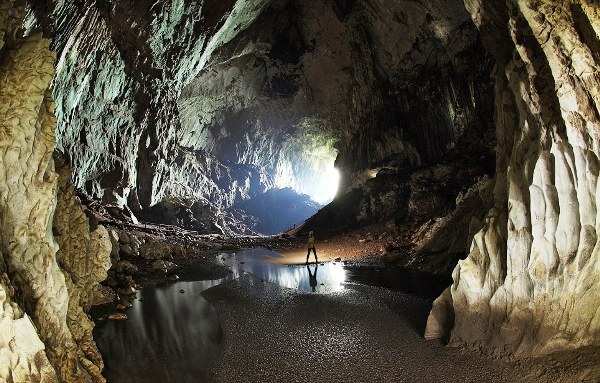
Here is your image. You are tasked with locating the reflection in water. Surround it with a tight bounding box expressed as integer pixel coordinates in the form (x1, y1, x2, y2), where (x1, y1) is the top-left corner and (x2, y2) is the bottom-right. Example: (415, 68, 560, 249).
(218, 248, 346, 293)
(94, 277, 232, 383)
(95, 248, 451, 382)
(344, 266, 452, 299)
(217, 248, 451, 297)
(307, 264, 318, 292)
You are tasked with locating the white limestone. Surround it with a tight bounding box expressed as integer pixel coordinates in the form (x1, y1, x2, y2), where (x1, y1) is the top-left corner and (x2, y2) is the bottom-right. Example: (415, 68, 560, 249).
(427, 0, 600, 355)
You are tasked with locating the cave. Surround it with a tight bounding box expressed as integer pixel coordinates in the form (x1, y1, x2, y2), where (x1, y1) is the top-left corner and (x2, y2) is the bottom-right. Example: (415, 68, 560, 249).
(1, 0, 599, 382)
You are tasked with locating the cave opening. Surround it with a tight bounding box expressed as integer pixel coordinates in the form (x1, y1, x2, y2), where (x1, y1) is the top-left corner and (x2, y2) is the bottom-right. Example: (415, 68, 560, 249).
(25, 0, 499, 238)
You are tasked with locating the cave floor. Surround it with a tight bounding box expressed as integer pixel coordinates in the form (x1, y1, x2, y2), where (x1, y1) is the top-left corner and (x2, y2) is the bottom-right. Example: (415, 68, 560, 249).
(201, 273, 593, 383)
(92, 221, 598, 383)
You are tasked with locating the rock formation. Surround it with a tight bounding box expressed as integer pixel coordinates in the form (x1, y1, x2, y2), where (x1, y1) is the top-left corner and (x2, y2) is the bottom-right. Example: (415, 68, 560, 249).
(0, 1, 111, 381)
(28, 0, 494, 234)
(30, 0, 275, 231)
(53, 155, 112, 379)
(426, 0, 600, 355)
(1, 1, 598, 381)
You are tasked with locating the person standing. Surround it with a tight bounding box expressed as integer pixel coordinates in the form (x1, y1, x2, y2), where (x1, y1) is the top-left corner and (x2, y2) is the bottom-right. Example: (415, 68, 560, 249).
(306, 231, 318, 264)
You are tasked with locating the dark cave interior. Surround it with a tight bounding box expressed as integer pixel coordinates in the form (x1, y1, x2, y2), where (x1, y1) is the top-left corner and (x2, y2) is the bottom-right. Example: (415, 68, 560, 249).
(1, 1, 599, 382)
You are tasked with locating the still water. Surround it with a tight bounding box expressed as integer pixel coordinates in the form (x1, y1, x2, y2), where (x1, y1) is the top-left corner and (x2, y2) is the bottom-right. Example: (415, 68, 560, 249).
(94, 248, 450, 382)
(216, 247, 347, 293)
(94, 277, 231, 383)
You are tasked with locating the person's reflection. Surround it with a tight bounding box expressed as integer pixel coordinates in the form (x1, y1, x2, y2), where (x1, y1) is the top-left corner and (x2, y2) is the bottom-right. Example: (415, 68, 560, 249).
(307, 264, 318, 292)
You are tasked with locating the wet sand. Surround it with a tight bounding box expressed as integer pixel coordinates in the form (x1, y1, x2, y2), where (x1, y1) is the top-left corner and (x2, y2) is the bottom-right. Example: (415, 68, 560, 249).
(202, 274, 540, 383)
(273, 247, 346, 265)
(273, 240, 382, 266)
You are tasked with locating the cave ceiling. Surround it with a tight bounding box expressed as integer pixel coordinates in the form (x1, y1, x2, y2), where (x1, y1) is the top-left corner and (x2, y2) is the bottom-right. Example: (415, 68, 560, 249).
(28, 0, 495, 230)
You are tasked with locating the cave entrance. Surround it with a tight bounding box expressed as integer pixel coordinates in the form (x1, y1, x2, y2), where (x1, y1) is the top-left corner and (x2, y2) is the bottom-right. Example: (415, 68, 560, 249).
(274, 121, 341, 205)
(308, 164, 340, 205)
(226, 123, 341, 235)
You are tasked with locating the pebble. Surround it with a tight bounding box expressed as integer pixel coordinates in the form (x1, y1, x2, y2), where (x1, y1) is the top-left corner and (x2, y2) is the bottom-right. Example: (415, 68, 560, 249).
(117, 286, 137, 296)
(108, 313, 128, 321)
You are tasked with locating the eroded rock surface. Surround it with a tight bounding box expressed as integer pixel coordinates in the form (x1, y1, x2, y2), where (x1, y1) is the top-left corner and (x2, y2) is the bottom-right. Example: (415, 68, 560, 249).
(427, 0, 600, 355)
(28, 0, 494, 234)
(53, 155, 113, 381)
(0, 2, 110, 381)
(30, 0, 272, 231)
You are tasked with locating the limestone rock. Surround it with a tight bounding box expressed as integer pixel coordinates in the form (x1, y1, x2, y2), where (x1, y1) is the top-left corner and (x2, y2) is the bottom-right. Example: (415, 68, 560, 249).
(0, 271, 58, 383)
(412, 176, 494, 274)
(116, 230, 144, 257)
(107, 228, 120, 263)
(116, 286, 137, 296)
(108, 313, 127, 321)
(29, 0, 494, 234)
(0, 3, 105, 380)
(54, 155, 113, 308)
(114, 260, 138, 275)
(151, 260, 177, 272)
(167, 273, 180, 282)
(92, 284, 117, 306)
(427, 0, 600, 355)
(30, 0, 272, 231)
(53, 155, 113, 382)
(139, 237, 174, 260)
(424, 287, 453, 341)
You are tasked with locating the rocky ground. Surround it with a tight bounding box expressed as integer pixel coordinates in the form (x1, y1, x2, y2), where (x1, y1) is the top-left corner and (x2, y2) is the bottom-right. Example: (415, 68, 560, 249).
(202, 274, 600, 383)
(87, 209, 599, 383)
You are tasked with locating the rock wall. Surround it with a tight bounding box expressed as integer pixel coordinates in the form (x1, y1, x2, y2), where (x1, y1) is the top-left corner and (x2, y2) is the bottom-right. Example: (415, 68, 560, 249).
(28, 0, 495, 231)
(0, 1, 111, 381)
(179, 0, 496, 195)
(30, 0, 272, 219)
(53, 155, 112, 381)
(427, 0, 600, 355)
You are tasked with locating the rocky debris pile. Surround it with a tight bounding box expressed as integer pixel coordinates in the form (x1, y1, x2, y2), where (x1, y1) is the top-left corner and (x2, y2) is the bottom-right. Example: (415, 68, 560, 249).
(296, 150, 494, 274)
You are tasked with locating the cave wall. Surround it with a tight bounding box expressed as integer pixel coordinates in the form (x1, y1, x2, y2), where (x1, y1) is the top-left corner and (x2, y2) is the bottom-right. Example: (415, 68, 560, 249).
(427, 0, 600, 355)
(179, 0, 496, 194)
(30, 0, 494, 232)
(2, 2, 596, 378)
(31, 0, 273, 222)
(0, 1, 111, 381)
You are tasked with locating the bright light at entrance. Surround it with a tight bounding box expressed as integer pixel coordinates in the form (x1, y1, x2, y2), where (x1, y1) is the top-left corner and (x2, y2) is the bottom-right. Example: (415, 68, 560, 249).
(312, 166, 340, 204)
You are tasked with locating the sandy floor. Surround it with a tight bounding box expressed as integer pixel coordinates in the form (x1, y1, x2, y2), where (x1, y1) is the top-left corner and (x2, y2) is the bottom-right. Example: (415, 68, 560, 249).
(273, 221, 454, 273)
(273, 227, 393, 266)
(201, 274, 598, 383)
(273, 246, 352, 265)
(98, 219, 599, 383)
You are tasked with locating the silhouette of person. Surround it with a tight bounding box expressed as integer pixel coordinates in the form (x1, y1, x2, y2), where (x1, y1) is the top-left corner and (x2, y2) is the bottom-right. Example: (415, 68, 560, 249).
(307, 264, 318, 292)
(306, 231, 318, 264)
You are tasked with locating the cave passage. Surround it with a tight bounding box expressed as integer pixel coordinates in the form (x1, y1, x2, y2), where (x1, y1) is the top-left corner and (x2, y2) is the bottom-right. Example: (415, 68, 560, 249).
(3, 1, 598, 382)
(303, 162, 340, 205)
